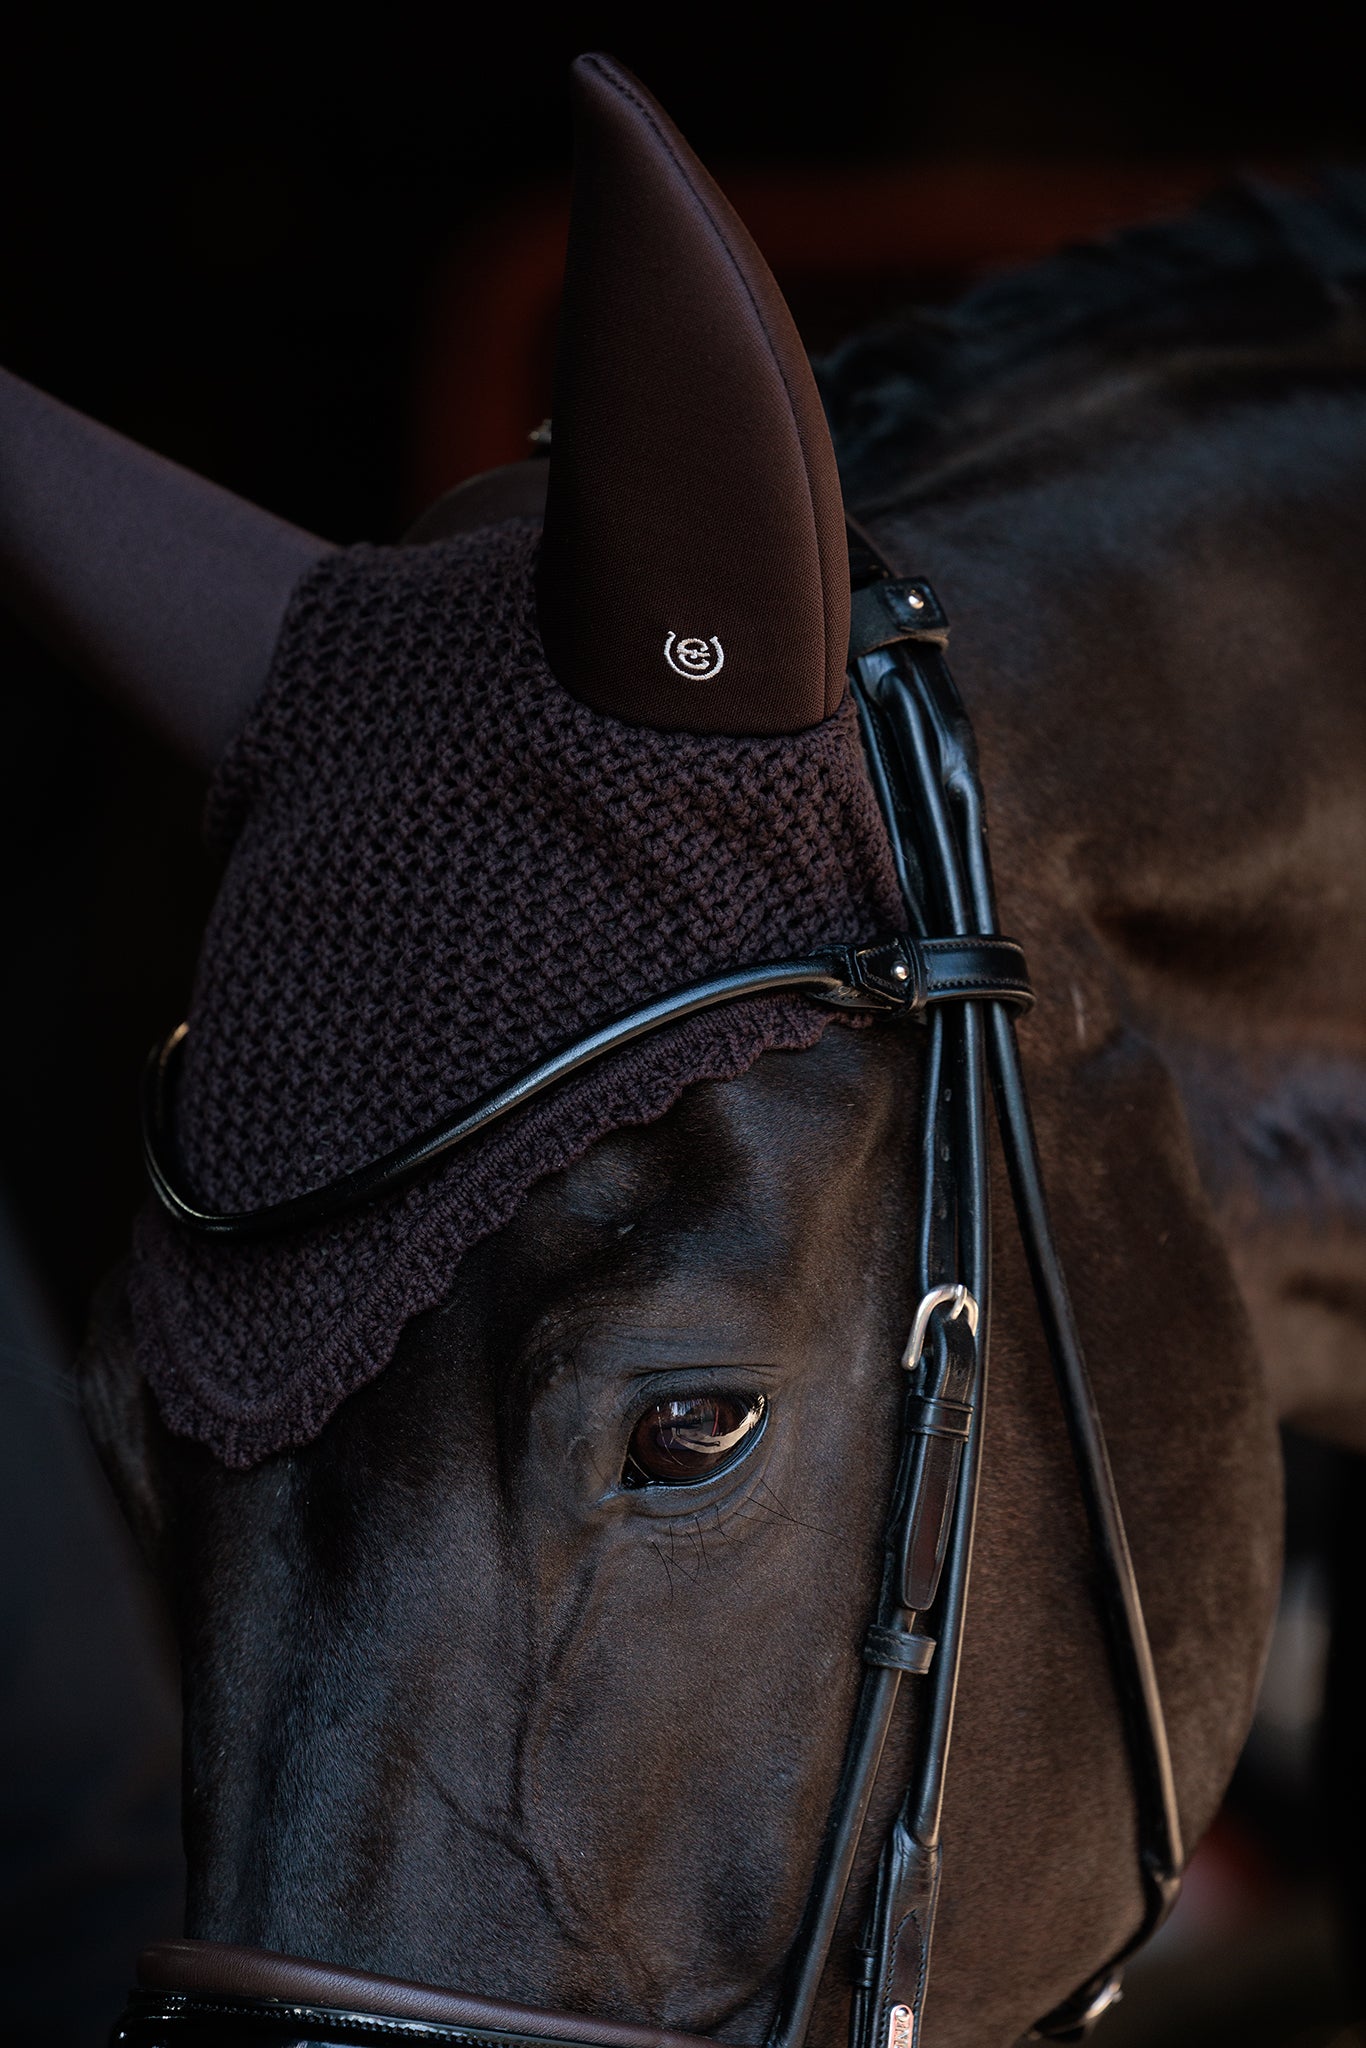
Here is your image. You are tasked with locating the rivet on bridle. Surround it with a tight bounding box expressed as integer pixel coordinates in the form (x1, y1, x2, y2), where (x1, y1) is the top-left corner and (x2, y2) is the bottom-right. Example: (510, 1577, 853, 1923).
(892, 961, 910, 981)
(906, 590, 925, 610)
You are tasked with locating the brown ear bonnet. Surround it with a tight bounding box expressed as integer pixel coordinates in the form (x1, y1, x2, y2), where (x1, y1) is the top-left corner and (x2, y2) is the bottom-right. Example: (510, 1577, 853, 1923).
(123, 57, 902, 1466)
(537, 55, 850, 732)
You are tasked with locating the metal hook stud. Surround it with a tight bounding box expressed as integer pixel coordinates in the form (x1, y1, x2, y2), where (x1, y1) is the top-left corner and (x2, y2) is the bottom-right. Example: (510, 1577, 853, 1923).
(901, 1283, 980, 1372)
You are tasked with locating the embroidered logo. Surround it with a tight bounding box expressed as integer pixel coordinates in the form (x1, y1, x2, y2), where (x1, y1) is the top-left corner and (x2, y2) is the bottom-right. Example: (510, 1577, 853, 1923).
(664, 632, 725, 681)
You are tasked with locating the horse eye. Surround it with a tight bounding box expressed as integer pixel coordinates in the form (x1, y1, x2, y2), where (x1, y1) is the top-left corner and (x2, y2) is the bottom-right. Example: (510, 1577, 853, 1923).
(623, 1392, 767, 1487)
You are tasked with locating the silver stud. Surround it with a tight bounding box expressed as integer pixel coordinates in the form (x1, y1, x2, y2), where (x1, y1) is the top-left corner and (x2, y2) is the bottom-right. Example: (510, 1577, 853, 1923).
(906, 590, 925, 611)
(892, 961, 910, 981)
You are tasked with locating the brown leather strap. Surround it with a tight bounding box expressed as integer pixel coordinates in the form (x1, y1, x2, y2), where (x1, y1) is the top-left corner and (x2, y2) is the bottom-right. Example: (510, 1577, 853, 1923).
(137, 1940, 716, 2048)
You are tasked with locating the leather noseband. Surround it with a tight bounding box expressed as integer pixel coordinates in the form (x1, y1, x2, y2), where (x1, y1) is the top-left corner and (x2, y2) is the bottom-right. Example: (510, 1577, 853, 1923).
(118, 1939, 715, 2048)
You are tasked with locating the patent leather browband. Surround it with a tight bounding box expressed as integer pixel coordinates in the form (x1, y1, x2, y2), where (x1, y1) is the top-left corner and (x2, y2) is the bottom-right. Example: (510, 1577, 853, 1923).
(125, 547, 1180, 2048)
(141, 935, 1032, 1239)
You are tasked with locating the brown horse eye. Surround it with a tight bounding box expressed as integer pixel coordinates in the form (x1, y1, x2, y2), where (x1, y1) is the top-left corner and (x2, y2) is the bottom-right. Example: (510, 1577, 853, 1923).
(623, 1392, 767, 1487)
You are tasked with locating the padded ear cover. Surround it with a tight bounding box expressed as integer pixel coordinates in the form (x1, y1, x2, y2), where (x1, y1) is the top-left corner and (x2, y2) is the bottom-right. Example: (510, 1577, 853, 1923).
(537, 55, 849, 736)
(0, 367, 330, 767)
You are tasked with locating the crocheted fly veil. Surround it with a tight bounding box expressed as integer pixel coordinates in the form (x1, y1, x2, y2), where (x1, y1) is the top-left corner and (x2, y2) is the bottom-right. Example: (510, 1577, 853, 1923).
(124, 56, 902, 1465)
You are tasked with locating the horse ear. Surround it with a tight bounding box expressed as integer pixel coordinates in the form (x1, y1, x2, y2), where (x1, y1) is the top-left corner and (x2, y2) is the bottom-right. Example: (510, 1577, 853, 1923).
(0, 367, 332, 768)
(537, 55, 849, 735)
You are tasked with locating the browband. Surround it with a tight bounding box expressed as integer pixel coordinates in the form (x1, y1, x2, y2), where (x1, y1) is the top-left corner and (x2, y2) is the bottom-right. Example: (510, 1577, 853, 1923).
(141, 935, 1032, 1239)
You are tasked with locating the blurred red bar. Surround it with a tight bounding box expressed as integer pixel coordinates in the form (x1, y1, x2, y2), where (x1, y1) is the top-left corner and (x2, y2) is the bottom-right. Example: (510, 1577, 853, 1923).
(410, 158, 1284, 510)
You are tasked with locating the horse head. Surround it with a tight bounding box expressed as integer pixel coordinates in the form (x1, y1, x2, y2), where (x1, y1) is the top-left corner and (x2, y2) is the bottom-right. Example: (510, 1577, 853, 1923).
(3, 53, 1312, 2048)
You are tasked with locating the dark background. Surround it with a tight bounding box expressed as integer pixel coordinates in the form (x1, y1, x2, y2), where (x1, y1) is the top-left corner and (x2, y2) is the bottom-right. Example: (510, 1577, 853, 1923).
(3, 8, 1366, 2044)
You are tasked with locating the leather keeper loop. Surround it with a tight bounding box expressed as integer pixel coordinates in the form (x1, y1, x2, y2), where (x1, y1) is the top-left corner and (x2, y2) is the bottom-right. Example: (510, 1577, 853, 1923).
(849, 578, 951, 656)
(863, 1624, 936, 1674)
(850, 1950, 878, 1992)
(905, 1395, 973, 1440)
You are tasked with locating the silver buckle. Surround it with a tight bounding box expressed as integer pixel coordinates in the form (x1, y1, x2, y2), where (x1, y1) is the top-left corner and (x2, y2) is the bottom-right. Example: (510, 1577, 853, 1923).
(901, 1283, 979, 1372)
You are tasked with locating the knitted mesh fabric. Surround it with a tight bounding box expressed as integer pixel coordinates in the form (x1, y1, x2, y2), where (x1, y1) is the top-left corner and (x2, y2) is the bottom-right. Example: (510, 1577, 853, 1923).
(128, 519, 903, 1467)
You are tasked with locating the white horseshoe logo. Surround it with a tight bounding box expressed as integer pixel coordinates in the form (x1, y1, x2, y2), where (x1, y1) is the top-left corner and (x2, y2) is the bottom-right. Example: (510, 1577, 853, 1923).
(664, 632, 725, 682)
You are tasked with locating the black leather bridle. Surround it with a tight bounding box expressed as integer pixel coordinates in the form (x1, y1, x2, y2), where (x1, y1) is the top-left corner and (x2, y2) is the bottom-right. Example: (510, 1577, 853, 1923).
(124, 539, 1182, 2048)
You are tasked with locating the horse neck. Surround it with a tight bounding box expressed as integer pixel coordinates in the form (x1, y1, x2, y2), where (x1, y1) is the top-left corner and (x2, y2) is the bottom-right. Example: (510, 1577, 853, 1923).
(872, 366, 1365, 986)
(866, 365, 1366, 1442)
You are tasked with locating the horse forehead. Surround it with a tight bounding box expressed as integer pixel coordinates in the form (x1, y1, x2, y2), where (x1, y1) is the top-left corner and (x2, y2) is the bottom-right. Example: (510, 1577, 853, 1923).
(522, 1029, 912, 1247)
(419, 1033, 921, 1389)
